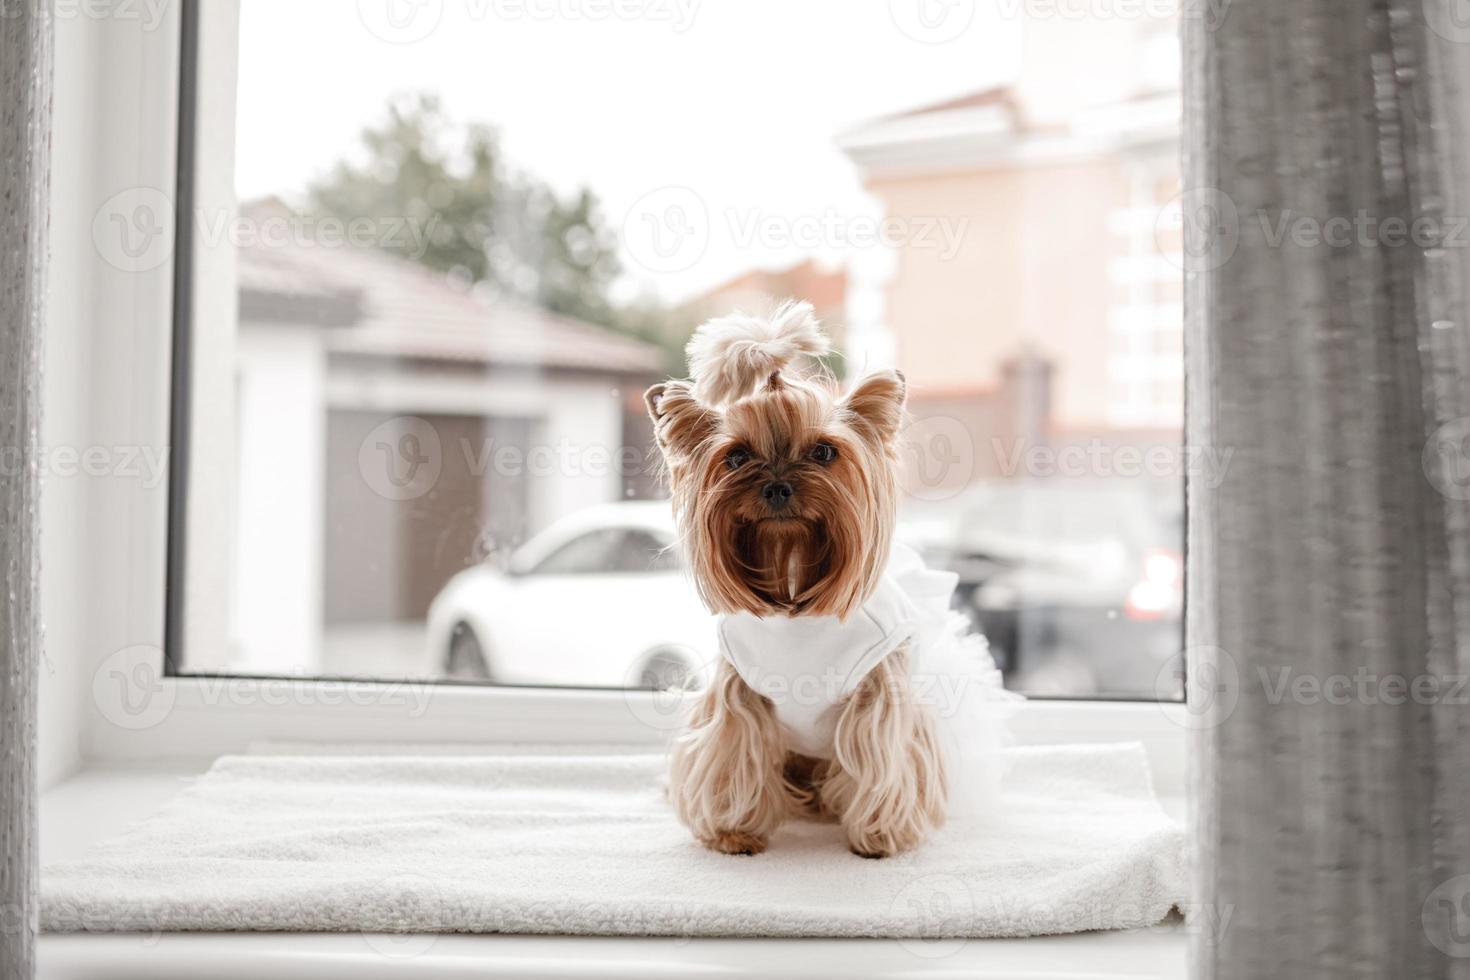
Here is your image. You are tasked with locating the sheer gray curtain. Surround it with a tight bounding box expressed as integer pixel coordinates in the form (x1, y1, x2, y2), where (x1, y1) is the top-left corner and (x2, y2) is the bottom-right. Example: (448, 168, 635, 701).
(1185, 0, 1470, 976)
(0, 5, 50, 980)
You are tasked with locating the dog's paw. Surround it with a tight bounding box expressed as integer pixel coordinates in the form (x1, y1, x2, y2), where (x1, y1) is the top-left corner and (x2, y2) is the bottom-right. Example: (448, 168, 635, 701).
(704, 830, 768, 855)
(845, 823, 924, 859)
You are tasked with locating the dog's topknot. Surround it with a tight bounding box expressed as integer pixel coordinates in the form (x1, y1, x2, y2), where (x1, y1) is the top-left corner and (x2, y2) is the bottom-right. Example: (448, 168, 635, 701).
(686, 300, 830, 406)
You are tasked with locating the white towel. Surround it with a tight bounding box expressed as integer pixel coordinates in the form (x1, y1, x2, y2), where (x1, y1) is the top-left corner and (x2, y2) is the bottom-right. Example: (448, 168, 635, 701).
(41, 743, 1184, 939)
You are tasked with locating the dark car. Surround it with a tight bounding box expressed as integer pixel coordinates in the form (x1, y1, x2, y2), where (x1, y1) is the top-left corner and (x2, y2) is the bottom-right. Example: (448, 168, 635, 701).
(904, 480, 1183, 697)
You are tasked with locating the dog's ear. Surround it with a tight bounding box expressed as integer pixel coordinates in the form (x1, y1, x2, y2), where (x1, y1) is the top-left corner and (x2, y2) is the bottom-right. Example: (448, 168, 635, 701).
(843, 369, 906, 446)
(643, 383, 669, 422)
(645, 380, 719, 460)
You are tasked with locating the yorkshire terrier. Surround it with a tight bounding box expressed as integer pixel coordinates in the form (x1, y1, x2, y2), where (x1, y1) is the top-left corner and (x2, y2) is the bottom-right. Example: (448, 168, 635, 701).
(645, 302, 1008, 858)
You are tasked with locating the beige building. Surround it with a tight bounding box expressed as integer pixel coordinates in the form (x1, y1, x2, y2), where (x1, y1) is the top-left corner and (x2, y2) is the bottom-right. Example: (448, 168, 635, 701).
(838, 14, 1183, 455)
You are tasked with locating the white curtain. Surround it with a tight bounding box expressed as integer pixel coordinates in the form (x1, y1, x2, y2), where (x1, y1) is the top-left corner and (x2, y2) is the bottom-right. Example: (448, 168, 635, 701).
(0, 5, 51, 980)
(1185, 0, 1470, 976)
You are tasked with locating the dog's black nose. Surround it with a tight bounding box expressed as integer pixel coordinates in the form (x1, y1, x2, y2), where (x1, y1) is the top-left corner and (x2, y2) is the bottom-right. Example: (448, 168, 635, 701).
(761, 481, 794, 510)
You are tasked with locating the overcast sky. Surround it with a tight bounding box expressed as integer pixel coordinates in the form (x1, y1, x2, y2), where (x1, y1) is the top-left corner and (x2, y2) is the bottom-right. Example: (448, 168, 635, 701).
(234, 0, 1021, 303)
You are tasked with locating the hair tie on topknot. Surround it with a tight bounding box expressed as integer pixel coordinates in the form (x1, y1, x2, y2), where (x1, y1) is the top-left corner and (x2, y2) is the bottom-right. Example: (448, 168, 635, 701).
(685, 300, 830, 407)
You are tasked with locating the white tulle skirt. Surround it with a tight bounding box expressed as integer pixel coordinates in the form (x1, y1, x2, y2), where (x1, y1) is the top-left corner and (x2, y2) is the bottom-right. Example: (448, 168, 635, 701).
(887, 542, 1023, 818)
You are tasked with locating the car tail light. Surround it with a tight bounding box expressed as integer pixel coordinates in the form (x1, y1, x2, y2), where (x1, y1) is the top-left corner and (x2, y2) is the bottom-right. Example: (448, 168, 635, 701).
(1124, 548, 1183, 620)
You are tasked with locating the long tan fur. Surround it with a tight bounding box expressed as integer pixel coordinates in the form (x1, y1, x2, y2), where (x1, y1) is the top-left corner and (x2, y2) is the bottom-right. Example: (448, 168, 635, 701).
(819, 645, 948, 857)
(668, 660, 790, 855)
(685, 300, 830, 407)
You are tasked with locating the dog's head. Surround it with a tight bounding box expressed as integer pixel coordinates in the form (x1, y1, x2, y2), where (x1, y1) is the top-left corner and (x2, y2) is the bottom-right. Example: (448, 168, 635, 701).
(645, 301, 905, 619)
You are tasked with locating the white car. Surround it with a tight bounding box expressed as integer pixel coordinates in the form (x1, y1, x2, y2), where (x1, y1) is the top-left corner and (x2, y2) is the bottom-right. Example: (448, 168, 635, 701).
(426, 501, 719, 688)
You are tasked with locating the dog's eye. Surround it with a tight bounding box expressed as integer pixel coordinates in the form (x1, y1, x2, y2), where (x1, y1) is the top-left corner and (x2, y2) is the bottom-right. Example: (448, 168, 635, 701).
(725, 448, 751, 470)
(810, 442, 838, 464)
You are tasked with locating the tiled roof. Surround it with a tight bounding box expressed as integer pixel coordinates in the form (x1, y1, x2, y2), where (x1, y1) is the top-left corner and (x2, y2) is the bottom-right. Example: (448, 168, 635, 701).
(235, 200, 663, 376)
(882, 86, 1023, 123)
(837, 85, 1178, 179)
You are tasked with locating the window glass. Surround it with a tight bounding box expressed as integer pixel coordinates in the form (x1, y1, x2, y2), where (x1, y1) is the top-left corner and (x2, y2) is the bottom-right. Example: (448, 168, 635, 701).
(620, 530, 681, 574)
(186, 0, 1185, 697)
(532, 530, 628, 576)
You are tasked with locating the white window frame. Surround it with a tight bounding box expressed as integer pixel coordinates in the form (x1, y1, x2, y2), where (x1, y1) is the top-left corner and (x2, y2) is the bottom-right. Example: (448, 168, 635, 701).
(46, 0, 1187, 795)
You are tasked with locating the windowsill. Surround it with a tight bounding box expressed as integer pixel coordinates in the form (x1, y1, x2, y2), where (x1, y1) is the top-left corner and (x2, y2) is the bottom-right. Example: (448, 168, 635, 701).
(39, 761, 1187, 980)
(42, 930, 1187, 980)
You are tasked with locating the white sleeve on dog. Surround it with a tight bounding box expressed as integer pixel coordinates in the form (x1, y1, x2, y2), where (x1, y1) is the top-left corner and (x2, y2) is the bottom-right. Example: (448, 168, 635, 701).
(716, 576, 919, 758)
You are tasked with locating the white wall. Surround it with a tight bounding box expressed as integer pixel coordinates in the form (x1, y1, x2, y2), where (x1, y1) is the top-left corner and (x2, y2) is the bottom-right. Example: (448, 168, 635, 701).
(229, 326, 325, 674)
(39, 9, 99, 791)
(42, 4, 186, 784)
(534, 380, 627, 531)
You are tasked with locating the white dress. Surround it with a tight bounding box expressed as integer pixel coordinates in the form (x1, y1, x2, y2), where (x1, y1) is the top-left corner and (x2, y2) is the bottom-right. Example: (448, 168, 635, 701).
(718, 573, 920, 758)
(715, 543, 1019, 810)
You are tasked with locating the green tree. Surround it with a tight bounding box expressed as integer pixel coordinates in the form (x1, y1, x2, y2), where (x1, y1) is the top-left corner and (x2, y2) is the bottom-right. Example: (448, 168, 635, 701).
(309, 93, 622, 326)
